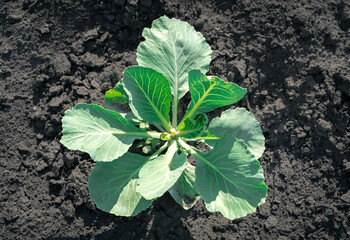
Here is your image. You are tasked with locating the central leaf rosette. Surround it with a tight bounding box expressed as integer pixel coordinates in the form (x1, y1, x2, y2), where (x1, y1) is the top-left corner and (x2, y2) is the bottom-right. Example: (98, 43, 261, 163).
(60, 16, 267, 220)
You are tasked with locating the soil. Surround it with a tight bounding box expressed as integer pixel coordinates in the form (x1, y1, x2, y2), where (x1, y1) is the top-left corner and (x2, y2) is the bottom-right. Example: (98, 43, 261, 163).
(1, 0, 350, 239)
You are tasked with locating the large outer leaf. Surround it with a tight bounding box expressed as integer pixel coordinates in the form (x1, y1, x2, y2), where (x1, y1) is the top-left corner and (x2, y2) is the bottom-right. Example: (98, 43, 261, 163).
(206, 108, 265, 159)
(123, 66, 172, 131)
(182, 70, 247, 122)
(178, 114, 208, 138)
(136, 141, 187, 200)
(137, 16, 212, 101)
(194, 135, 267, 220)
(168, 164, 201, 210)
(61, 104, 150, 162)
(88, 153, 152, 216)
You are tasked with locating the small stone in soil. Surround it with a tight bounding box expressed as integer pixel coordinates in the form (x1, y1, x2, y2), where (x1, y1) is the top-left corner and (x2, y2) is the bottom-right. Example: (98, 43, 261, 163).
(51, 54, 71, 77)
(260, 90, 268, 95)
(227, 59, 245, 76)
(114, 0, 125, 5)
(316, 119, 333, 133)
(265, 216, 278, 229)
(48, 85, 63, 96)
(340, 191, 350, 203)
(75, 86, 89, 96)
(274, 98, 286, 112)
(194, 18, 205, 30)
(140, 0, 152, 7)
(44, 121, 59, 137)
(83, 28, 99, 42)
(48, 97, 63, 109)
(91, 80, 100, 89)
(101, 82, 110, 92)
(69, 53, 106, 68)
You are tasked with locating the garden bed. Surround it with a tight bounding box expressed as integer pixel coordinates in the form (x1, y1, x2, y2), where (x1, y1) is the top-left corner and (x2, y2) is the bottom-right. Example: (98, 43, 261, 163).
(0, 0, 349, 239)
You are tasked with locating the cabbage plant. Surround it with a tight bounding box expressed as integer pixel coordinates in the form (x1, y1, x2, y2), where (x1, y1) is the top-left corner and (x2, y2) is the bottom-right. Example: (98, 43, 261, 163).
(60, 16, 267, 220)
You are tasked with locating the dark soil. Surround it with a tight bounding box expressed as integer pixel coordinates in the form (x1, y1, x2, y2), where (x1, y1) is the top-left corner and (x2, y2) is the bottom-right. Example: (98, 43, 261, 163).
(1, 0, 350, 239)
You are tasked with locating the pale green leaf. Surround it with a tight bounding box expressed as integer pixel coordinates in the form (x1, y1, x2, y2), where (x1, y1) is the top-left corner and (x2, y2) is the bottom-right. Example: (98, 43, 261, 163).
(123, 66, 172, 131)
(181, 70, 247, 123)
(194, 135, 267, 220)
(88, 153, 152, 216)
(206, 108, 265, 159)
(137, 16, 212, 104)
(61, 104, 158, 162)
(168, 164, 201, 210)
(136, 141, 187, 200)
(178, 114, 208, 138)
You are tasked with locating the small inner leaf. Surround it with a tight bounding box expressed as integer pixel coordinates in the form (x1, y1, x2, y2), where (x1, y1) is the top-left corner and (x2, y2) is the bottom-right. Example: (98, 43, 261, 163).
(178, 114, 208, 139)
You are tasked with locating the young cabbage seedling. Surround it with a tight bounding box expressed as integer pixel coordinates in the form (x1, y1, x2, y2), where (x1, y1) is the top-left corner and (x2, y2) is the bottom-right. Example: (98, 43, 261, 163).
(60, 16, 267, 220)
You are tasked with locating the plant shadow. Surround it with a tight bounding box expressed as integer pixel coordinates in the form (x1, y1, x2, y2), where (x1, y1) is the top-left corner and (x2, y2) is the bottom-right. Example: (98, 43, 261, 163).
(68, 192, 195, 240)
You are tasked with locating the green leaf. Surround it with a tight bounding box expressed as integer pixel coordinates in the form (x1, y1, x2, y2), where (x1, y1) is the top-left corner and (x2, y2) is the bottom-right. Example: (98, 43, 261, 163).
(193, 135, 267, 220)
(61, 104, 160, 162)
(206, 108, 265, 159)
(168, 164, 201, 210)
(136, 141, 187, 200)
(178, 114, 208, 138)
(88, 153, 152, 216)
(137, 16, 212, 101)
(180, 70, 247, 124)
(105, 80, 129, 112)
(123, 66, 172, 131)
(104, 80, 141, 125)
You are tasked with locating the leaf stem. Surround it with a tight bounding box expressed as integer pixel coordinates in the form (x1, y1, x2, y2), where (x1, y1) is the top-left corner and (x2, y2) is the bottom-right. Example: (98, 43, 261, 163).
(177, 138, 196, 155)
(146, 131, 163, 139)
(192, 136, 220, 140)
(150, 141, 169, 159)
(153, 123, 166, 132)
(183, 136, 220, 141)
(118, 131, 162, 139)
(177, 138, 217, 172)
(176, 84, 215, 131)
(172, 94, 178, 127)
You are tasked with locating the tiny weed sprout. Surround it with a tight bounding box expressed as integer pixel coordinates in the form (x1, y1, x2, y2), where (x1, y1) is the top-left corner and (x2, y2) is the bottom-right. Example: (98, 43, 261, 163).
(60, 16, 267, 220)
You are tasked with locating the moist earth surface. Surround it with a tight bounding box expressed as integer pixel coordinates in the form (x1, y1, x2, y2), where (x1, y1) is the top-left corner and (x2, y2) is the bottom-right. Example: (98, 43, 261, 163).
(0, 0, 349, 239)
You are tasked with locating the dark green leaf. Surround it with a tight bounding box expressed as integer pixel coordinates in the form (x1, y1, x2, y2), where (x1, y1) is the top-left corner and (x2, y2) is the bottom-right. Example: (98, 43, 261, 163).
(180, 70, 247, 124)
(178, 114, 208, 138)
(123, 66, 172, 131)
